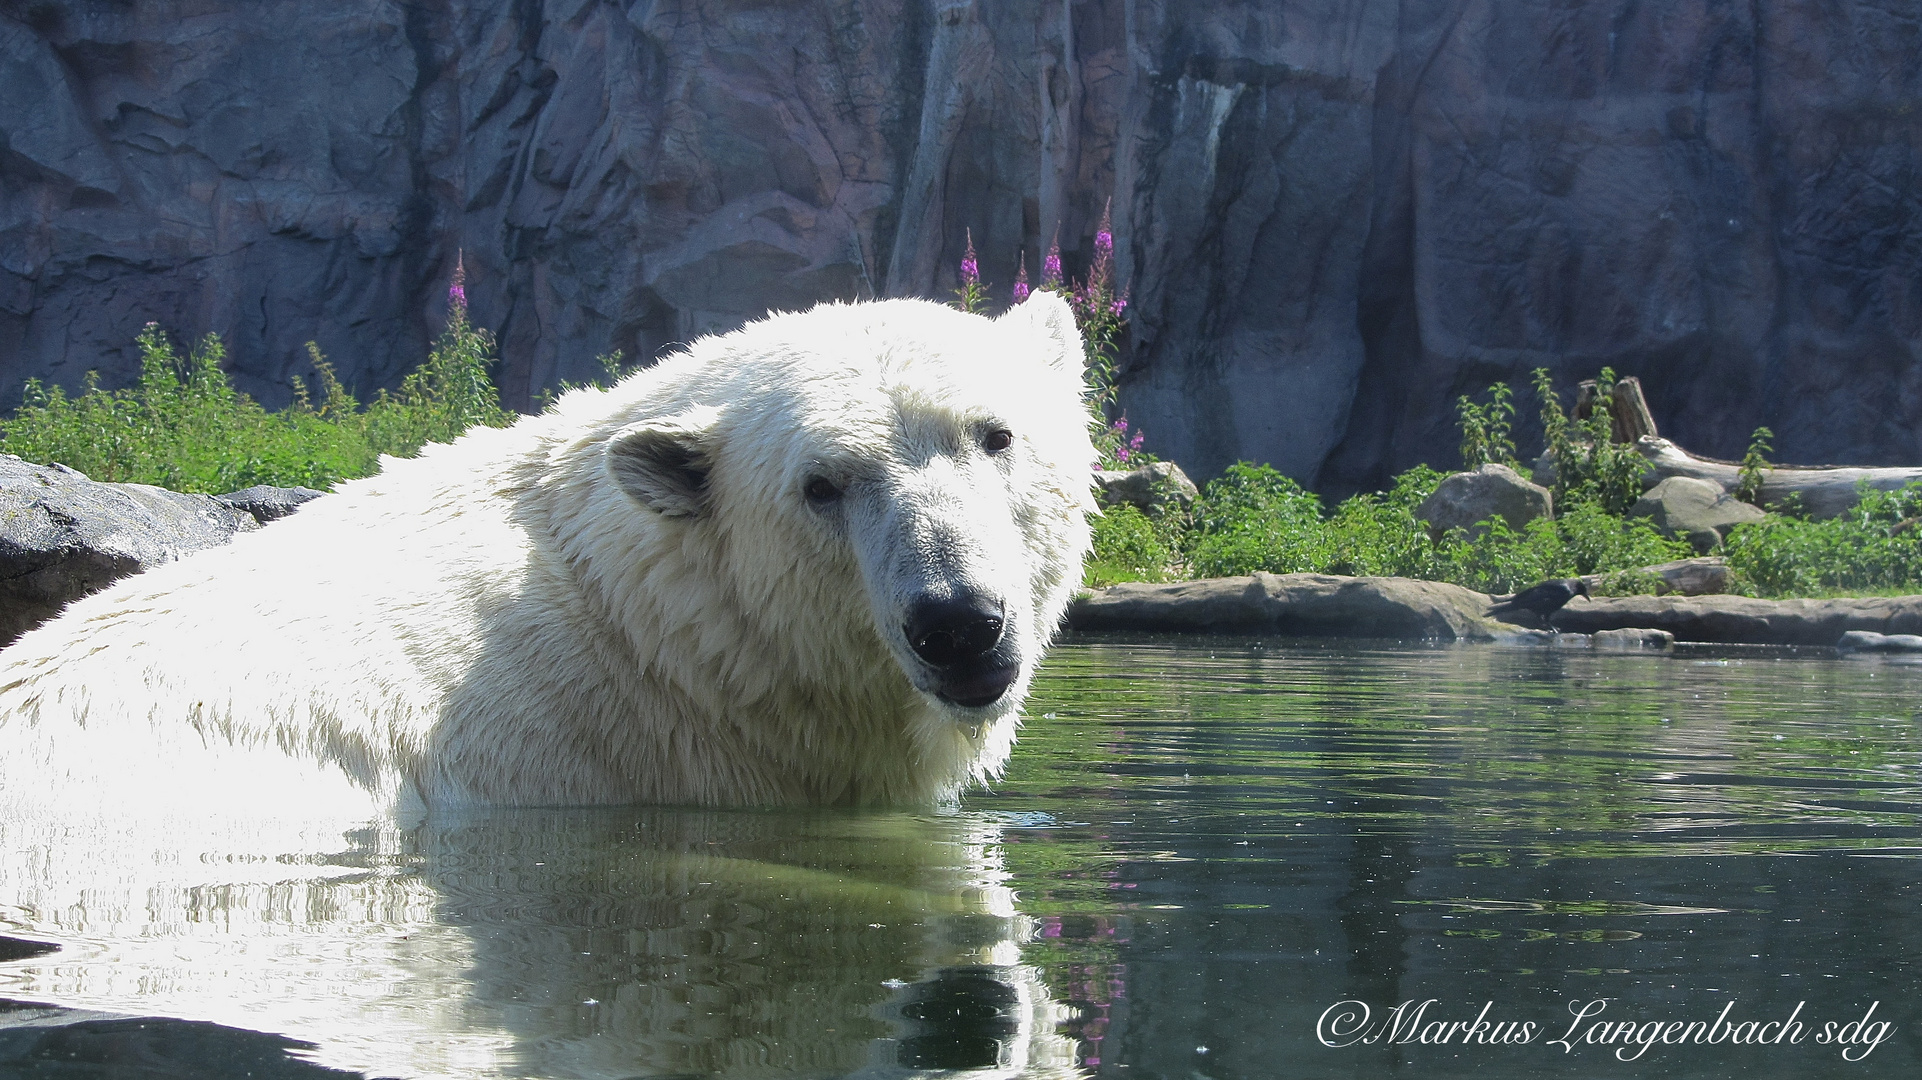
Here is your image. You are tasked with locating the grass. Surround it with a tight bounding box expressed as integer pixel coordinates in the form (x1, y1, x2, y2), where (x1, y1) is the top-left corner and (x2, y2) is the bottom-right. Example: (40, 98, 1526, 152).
(1, 312, 514, 494)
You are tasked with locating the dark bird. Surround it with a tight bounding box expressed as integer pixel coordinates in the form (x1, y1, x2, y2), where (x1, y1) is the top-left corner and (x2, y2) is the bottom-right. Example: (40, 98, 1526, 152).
(1487, 578, 1590, 621)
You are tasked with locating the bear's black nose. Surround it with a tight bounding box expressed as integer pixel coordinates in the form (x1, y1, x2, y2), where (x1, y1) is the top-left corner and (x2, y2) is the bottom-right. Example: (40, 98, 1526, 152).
(905, 596, 1006, 668)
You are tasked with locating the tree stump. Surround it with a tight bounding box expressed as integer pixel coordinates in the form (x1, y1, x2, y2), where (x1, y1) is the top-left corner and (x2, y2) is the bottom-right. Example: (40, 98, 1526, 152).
(1573, 376, 1659, 444)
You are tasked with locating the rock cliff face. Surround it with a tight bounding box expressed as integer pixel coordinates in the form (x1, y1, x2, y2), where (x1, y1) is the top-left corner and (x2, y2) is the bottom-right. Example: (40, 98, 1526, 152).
(4, 1, 1919, 491)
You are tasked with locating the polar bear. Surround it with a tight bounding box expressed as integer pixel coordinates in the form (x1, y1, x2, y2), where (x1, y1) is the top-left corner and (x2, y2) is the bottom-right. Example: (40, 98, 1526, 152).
(0, 297, 1096, 815)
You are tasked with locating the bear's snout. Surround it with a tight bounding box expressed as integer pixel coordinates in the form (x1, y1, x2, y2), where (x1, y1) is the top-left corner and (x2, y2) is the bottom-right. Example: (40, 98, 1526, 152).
(903, 594, 1018, 708)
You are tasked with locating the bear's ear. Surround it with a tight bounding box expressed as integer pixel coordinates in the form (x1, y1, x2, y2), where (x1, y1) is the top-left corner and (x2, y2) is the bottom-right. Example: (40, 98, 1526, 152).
(997, 291, 1083, 373)
(604, 405, 720, 517)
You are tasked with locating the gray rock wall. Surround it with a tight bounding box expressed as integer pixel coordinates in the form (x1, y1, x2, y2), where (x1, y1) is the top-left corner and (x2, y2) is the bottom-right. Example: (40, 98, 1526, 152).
(4, 1, 1919, 493)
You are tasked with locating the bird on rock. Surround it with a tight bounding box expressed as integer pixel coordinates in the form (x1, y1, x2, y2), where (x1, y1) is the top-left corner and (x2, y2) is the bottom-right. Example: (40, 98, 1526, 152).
(1488, 578, 1591, 621)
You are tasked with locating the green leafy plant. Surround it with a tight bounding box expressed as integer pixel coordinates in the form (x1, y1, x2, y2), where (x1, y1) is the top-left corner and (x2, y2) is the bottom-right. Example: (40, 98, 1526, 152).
(1723, 480, 1922, 597)
(1736, 426, 1774, 505)
(1085, 503, 1176, 587)
(1530, 367, 1647, 515)
(1319, 466, 1447, 579)
(1456, 382, 1517, 469)
(1187, 464, 1332, 578)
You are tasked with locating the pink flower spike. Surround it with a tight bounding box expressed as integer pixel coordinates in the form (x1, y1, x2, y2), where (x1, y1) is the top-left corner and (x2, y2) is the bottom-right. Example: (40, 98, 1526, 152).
(960, 228, 980, 286)
(449, 249, 467, 309)
(1094, 198, 1113, 256)
(1042, 227, 1063, 288)
(1011, 250, 1030, 302)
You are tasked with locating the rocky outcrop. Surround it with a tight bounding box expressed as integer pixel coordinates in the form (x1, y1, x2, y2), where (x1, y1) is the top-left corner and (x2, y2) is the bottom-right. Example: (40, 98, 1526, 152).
(1628, 476, 1765, 552)
(4, 3, 1922, 495)
(215, 485, 326, 524)
(1066, 573, 1510, 641)
(1551, 594, 1922, 646)
(1093, 461, 1198, 513)
(1415, 463, 1552, 539)
(0, 457, 260, 645)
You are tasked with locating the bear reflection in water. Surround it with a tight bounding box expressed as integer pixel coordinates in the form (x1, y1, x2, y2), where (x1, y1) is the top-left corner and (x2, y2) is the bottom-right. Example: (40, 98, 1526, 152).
(0, 808, 1086, 1079)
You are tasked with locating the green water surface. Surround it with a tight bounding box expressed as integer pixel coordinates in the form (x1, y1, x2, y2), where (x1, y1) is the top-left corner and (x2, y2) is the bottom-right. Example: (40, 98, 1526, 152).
(0, 639, 1917, 1079)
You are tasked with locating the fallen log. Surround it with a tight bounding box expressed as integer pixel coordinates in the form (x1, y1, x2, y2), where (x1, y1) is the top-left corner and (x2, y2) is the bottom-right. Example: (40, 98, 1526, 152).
(1633, 436, 1922, 520)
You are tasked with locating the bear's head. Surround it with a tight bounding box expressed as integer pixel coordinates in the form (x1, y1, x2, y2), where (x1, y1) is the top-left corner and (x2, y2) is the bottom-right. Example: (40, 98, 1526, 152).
(572, 297, 1096, 798)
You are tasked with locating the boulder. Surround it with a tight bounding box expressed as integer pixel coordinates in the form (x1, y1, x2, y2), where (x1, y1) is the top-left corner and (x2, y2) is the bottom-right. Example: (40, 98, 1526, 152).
(1415, 464, 1553, 539)
(0, 457, 258, 646)
(1638, 556, 1730, 596)
(1552, 594, 1922, 646)
(1628, 476, 1765, 552)
(1067, 573, 1509, 641)
(1583, 556, 1730, 597)
(1092, 461, 1200, 514)
(215, 485, 327, 524)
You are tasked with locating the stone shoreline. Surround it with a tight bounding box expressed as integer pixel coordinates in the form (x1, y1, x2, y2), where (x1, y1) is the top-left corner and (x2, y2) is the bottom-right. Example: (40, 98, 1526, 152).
(1067, 573, 1922, 648)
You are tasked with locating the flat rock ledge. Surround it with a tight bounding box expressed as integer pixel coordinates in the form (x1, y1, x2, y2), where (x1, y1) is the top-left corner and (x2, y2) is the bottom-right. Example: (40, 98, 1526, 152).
(1070, 574, 1922, 648)
(1551, 595, 1922, 646)
(1067, 573, 1513, 641)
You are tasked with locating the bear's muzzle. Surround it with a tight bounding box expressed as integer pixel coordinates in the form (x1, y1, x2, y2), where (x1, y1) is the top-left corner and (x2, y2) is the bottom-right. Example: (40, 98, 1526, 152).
(904, 594, 1019, 708)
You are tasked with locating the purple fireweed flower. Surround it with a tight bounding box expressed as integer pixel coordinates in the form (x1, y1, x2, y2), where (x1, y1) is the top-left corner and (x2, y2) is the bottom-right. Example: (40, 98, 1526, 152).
(1089, 199, 1116, 294)
(1011, 251, 1030, 302)
(449, 250, 467, 310)
(960, 228, 980, 286)
(1109, 295, 1128, 317)
(1113, 417, 1127, 432)
(1116, 445, 1129, 463)
(1042, 227, 1063, 288)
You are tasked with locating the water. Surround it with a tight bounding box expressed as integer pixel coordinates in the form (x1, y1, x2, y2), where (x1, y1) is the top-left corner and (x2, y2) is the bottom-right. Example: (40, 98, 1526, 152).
(2, 639, 1919, 1078)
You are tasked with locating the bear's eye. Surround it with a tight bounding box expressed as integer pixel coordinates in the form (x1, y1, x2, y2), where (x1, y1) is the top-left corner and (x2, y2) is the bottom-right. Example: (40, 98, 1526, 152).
(803, 476, 843, 507)
(982, 429, 1014, 454)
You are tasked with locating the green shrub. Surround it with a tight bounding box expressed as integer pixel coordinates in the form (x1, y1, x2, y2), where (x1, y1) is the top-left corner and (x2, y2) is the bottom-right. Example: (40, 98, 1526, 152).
(1, 310, 514, 494)
(1176, 460, 1687, 594)
(1321, 466, 1447, 578)
(1735, 426, 1773, 506)
(1085, 503, 1176, 587)
(1723, 481, 1922, 597)
(1456, 382, 1517, 469)
(1429, 503, 1688, 596)
(1187, 464, 1332, 577)
(1554, 502, 1692, 577)
(1531, 366, 1648, 515)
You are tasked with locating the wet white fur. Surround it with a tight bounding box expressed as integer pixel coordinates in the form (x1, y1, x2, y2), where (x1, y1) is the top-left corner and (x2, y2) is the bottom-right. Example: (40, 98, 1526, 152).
(0, 298, 1095, 816)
